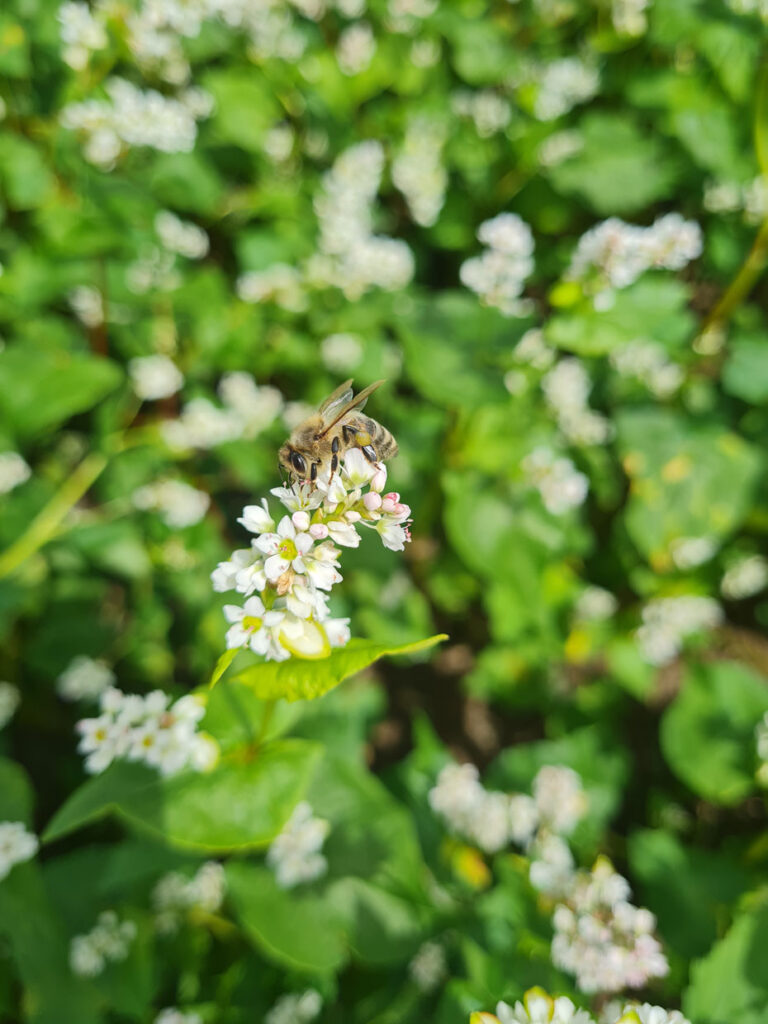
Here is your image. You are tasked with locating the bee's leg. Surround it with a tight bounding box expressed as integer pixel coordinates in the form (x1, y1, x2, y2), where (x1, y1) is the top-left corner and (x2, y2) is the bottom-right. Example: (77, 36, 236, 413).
(361, 444, 377, 463)
(310, 461, 319, 484)
(329, 436, 340, 483)
(342, 424, 357, 445)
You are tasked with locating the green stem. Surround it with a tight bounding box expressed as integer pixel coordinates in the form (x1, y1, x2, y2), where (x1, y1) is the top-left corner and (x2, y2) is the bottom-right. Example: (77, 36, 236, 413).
(0, 451, 108, 579)
(256, 698, 277, 748)
(221, 680, 256, 746)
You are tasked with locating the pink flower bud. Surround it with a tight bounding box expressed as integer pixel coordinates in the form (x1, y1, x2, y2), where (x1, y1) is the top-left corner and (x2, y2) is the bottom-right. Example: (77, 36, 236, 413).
(381, 498, 396, 513)
(309, 523, 329, 540)
(383, 491, 400, 503)
(363, 491, 382, 511)
(345, 510, 361, 523)
(393, 502, 409, 517)
(371, 467, 387, 492)
(292, 510, 310, 532)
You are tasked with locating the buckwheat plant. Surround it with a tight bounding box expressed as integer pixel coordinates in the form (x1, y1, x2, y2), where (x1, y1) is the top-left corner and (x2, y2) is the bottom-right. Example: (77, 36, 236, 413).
(211, 449, 412, 661)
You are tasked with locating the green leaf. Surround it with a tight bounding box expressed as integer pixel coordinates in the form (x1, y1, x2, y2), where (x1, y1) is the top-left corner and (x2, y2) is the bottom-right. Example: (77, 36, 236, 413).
(230, 634, 447, 702)
(327, 877, 426, 964)
(201, 69, 279, 151)
(684, 902, 768, 1024)
(0, 133, 54, 209)
(43, 740, 322, 851)
(0, 756, 35, 823)
(661, 662, 768, 805)
(209, 647, 240, 688)
(226, 862, 348, 973)
(0, 345, 122, 440)
(723, 336, 768, 404)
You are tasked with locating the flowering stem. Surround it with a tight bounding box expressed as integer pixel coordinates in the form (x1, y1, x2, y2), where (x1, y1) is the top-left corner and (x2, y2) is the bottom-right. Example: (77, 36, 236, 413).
(0, 451, 108, 579)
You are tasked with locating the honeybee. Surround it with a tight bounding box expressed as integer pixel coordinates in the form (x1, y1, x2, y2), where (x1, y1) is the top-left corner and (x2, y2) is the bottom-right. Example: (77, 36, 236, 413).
(279, 379, 398, 483)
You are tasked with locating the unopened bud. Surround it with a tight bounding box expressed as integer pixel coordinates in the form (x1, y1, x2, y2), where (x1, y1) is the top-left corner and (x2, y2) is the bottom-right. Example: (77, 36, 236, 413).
(309, 523, 329, 540)
(363, 491, 382, 511)
(292, 510, 310, 531)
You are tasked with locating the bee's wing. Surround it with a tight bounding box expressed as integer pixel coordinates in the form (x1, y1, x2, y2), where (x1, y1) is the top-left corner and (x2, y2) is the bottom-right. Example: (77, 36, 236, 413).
(318, 379, 386, 435)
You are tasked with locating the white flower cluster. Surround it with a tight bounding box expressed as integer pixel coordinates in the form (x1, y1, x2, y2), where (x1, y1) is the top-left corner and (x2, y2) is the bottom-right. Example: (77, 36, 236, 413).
(574, 586, 618, 622)
(392, 116, 447, 227)
(534, 58, 599, 120)
(132, 479, 211, 528)
(725, 0, 768, 22)
(69, 285, 105, 328)
(0, 451, 31, 494)
(704, 175, 768, 225)
(162, 375, 283, 450)
(155, 211, 209, 260)
(237, 263, 306, 312)
(77, 688, 218, 776)
(320, 333, 364, 373)
(541, 358, 612, 445)
(311, 140, 415, 298)
(69, 911, 137, 977)
(265, 989, 322, 1024)
(266, 802, 330, 888)
(152, 861, 226, 933)
(58, 1, 108, 70)
(611, 0, 651, 35)
(721, 555, 768, 600)
(429, 762, 586, 855)
(609, 341, 683, 399)
(61, 78, 212, 169)
(538, 130, 584, 168)
(669, 536, 717, 571)
(551, 858, 669, 994)
(481, 988, 689, 1024)
(212, 449, 411, 661)
(408, 940, 447, 992)
(452, 90, 512, 137)
(57, 656, 116, 702)
(336, 21, 376, 74)
(129, 354, 184, 401)
(636, 596, 723, 666)
(522, 447, 589, 515)
(155, 1010, 202, 1024)
(0, 682, 20, 730)
(0, 822, 38, 881)
(568, 214, 703, 299)
(460, 213, 535, 316)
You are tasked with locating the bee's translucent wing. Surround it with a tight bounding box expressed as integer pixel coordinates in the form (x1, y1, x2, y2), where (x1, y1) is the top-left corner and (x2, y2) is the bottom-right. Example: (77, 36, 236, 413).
(318, 379, 386, 435)
(318, 379, 354, 423)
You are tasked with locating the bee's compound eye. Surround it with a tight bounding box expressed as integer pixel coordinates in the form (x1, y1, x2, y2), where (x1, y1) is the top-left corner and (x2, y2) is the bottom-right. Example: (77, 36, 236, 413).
(290, 451, 306, 474)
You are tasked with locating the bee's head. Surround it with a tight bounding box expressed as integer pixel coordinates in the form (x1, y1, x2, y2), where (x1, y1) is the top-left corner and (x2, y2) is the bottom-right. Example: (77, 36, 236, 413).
(278, 443, 309, 479)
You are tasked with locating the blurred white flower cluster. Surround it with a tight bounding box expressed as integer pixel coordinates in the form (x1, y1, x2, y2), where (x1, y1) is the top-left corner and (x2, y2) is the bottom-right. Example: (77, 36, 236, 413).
(69, 911, 137, 977)
(609, 341, 684, 399)
(452, 90, 512, 137)
(57, 656, 116, 703)
(704, 175, 768, 225)
(0, 821, 38, 881)
(460, 213, 535, 316)
(155, 211, 210, 260)
(574, 586, 618, 622)
(0, 683, 20, 730)
(551, 857, 668, 993)
(162, 373, 283, 450)
(129, 355, 184, 401)
(392, 116, 448, 227)
(668, 536, 717, 571)
(477, 988, 689, 1024)
(522, 447, 589, 515)
(336, 21, 376, 74)
(429, 762, 586, 855)
(211, 448, 411, 660)
(61, 78, 213, 169)
(266, 801, 330, 888)
(265, 988, 322, 1024)
(58, 1, 107, 69)
(636, 595, 723, 666)
(0, 451, 31, 494)
(152, 861, 226, 933)
(721, 554, 768, 600)
(76, 688, 218, 776)
(132, 479, 211, 528)
(533, 57, 599, 120)
(611, 0, 651, 36)
(542, 358, 613, 446)
(408, 940, 447, 992)
(310, 140, 415, 298)
(568, 214, 702, 305)
(69, 285, 105, 328)
(155, 1010, 202, 1024)
(237, 264, 306, 312)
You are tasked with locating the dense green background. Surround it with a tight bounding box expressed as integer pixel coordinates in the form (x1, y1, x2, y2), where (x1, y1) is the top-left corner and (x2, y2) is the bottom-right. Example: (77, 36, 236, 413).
(2, 0, 768, 1021)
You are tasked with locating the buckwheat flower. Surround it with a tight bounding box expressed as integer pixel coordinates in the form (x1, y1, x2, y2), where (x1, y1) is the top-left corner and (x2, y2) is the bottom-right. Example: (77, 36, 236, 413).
(409, 941, 446, 992)
(452, 89, 512, 137)
(132, 479, 210, 528)
(57, 656, 115, 702)
(392, 116, 447, 227)
(410, 36, 440, 66)
(523, 448, 589, 515)
(58, 1, 108, 70)
(68, 285, 104, 328)
(129, 354, 184, 401)
(529, 833, 576, 898)
(223, 597, 288, 656)
(533, 765, 588, 836)
(636, 596, 723, 666)
(496, 988, 595, 1024)
(609, 341, 683, 398)
(218, 373, 284, 436)
(320, 332, 364, 372)
(514, 329, 555, 370)
(611, 0, 650, 34)
(70, 911, 137, 977)
(155, 211, 209, 260)
(722, 555, 768, 599)
(508, 793, 539, 846)
(336, 21, 376, 74)
(534, 58, 599, 120)
(266, 802, 330, 889)
(669, 536, 717, 570)
(236, 264, 307, 312)
(0, 683, 20, 730)
(265, 989, 322, 1024)
(153, 861, 225, 934)
(0, 822, 38, 881)
(574, 586, 617, 622)
(644, 213, 703, 270)
(461, 213, 534, 316)
(0, 451, 31, 494)
(538, 130, 584, 167)
(154, 1010, 203, 1024)
(264, 123, 295, 163)
(609, 1006, 690, 1024)
(162, 397, 243, 450)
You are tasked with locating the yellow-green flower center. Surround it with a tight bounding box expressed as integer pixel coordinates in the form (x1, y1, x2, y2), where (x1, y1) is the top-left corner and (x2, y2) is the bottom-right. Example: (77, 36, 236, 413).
(278, 539, 298, 561)
(242, 615, 263, 632)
